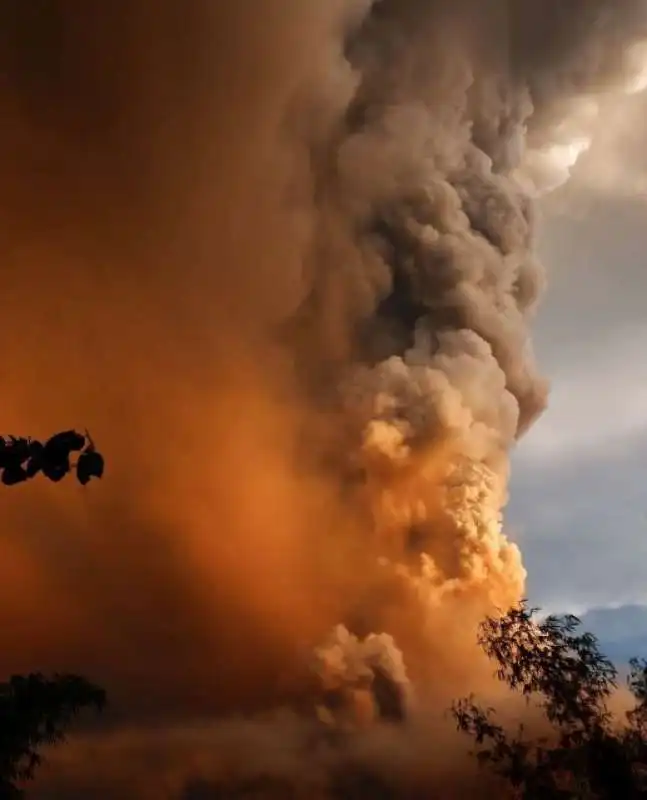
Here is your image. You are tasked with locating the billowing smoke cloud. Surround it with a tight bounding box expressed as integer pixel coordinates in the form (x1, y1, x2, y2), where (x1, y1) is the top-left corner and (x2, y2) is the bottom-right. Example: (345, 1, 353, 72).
(0, 1, 644, 797)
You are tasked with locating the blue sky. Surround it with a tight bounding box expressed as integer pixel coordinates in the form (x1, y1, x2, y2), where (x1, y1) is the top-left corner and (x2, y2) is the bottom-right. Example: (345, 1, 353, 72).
(508, 182, 647, 614)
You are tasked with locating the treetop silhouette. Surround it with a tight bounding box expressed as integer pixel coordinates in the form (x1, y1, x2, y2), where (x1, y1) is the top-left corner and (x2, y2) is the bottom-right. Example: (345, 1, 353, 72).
(453, 601, 647, 798)
(0, 673, 106, 798)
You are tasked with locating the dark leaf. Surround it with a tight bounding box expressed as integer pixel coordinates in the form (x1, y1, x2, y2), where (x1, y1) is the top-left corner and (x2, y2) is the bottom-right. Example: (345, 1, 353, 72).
(76, 450, 104, 485)
(42, 430, 86, 460)
(1, 466, 27, 486)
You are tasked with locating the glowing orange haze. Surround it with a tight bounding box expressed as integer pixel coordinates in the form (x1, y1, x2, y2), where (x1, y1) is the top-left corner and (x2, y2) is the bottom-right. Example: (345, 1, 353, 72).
(0, 2, 618, 797)
(0, 1, 354, 718)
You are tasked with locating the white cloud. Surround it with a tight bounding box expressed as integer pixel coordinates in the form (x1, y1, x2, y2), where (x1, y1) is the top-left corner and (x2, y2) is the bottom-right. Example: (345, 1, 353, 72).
(508, 159, 647, 615)
(516, 324, 647, 464)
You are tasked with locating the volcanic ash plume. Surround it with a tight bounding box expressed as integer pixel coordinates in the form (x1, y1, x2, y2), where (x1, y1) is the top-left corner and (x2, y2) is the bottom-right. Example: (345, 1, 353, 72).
(273, 0, 647, 781)
(290, 0, 647, 691)
(3, 0, 647, 797)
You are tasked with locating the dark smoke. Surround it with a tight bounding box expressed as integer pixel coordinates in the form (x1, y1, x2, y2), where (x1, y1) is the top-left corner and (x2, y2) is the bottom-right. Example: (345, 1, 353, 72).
(0, 1, 644, 797)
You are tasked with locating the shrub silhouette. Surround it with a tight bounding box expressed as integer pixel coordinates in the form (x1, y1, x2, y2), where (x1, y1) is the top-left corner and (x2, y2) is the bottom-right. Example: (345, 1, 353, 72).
(453, 601, 647, 798)
(0, 673, 106, 798)
(0, 430, 104, 486)
(0, 430, 106, 797)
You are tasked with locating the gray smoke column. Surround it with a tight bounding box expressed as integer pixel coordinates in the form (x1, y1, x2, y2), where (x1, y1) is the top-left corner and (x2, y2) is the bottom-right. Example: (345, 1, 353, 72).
(286, 0, 647, 671)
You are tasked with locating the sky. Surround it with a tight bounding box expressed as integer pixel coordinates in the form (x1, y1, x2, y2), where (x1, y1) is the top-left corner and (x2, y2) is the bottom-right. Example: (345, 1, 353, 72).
(508, 94, 647, 614)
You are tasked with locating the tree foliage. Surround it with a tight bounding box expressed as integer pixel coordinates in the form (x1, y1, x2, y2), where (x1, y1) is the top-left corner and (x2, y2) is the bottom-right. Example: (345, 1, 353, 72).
(0, 429, 104, 486)
(0, 673, 106, 798)
(0, 429, 107, 796)
(452, 601, 647, 798)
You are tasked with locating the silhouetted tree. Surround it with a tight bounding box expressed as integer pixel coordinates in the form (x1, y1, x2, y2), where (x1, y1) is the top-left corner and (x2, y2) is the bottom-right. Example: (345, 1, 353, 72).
(0, 429, 104, 486)
(0, 673, 106, 798)
(0, 430, 106, 796)
(453, 601, 647, 798)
